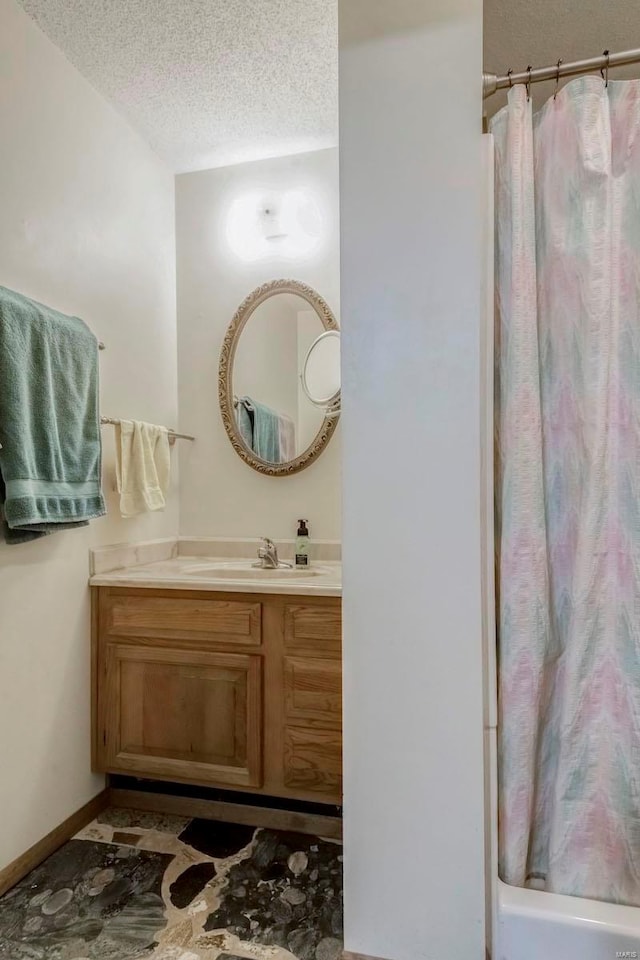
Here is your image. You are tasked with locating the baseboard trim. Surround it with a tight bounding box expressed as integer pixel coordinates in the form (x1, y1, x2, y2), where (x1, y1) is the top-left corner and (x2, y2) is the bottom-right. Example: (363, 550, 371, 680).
(109, 788, 342, 841)
(0, 789, 110, 898)
(343, 952, 391, 960)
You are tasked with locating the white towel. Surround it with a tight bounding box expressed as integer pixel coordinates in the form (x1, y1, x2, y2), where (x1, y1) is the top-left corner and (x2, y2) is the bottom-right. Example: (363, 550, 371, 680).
(115, 420, 170, 517)
(278, 414, 296, 462)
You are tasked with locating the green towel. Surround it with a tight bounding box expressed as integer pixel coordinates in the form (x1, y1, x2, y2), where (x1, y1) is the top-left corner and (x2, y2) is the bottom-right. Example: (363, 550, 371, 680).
(0, 285, 106, 543)
(237, 396, 282, 463)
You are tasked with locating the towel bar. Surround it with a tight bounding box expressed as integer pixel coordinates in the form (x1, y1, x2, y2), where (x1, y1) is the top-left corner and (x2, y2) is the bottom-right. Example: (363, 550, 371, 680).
(100, 416, 195, 443)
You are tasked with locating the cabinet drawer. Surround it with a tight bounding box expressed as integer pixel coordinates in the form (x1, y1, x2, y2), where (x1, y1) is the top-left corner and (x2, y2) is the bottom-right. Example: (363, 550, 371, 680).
(284, 725, 342, 798)
(103, 594, 261, 646)
(284, 657, 341, 728)
(284, 604, 341, 656)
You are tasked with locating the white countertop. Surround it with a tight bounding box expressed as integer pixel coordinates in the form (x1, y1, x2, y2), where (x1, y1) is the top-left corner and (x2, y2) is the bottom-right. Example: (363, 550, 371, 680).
(90, 555, 342, 597)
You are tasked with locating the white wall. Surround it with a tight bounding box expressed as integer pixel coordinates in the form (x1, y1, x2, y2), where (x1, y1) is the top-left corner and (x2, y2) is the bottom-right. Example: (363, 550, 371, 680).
(176, 149, 341, 541)
(339, 2, 486, 959)
(0, 0, 178, 871)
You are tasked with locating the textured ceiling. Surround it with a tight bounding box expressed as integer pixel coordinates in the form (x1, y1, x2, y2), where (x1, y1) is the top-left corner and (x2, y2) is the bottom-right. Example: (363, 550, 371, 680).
(484, 0, 640, 116)
(20, 0, 638, 165)
(17, 0, 338, 173)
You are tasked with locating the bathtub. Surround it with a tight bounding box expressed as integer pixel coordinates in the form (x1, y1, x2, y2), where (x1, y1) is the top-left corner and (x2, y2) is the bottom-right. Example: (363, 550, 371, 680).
(494, 878, 640, 960)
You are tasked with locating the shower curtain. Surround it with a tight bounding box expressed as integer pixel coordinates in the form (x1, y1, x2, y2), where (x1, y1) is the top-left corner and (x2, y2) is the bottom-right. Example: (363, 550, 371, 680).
(492, 77, 640, 906)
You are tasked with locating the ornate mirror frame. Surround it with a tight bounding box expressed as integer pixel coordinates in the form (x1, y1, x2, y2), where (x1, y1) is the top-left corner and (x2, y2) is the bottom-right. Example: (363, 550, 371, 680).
(218, 279, 340, 476)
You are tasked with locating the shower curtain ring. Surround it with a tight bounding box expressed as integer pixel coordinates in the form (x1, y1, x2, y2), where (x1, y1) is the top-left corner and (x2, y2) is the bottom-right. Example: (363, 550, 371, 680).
(554, 59, 563, 100)
(601, 49, 610, 87)
(507, 68, 513, 88)
(526, 65, 532, 101)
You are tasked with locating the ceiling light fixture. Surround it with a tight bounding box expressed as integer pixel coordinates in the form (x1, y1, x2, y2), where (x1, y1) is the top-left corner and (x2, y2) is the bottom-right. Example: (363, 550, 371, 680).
(226, 189, 323, 262)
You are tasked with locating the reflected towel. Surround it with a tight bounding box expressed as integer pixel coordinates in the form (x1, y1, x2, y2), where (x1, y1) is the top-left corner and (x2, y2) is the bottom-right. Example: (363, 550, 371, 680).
(0, 285, 105, 544)
(115, 419, 170, 517)
(278, 414, 296, 461)
(235, 400, 254, 450)
(237, 397, 281, 462)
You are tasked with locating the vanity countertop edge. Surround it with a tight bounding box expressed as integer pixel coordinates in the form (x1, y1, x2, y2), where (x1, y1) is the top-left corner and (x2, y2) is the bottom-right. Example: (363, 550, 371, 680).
(89, 566, 341, 597)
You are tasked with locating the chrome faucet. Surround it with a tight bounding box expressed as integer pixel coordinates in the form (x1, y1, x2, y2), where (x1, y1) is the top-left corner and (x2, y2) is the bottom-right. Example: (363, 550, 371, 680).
(254, 538, 292, 570)
(256, 537, 280, 569)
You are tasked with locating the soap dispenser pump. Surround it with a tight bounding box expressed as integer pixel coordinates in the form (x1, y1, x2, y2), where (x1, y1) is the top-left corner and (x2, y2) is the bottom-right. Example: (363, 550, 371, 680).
(295, 519, 310, 568)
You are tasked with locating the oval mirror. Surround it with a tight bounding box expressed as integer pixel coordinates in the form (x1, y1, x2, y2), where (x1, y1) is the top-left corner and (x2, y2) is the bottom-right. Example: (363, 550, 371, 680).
(219, 280, 340, 476)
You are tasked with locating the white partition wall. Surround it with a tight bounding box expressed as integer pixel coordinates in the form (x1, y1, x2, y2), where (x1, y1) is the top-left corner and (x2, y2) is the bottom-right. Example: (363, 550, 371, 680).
(339, 2, 486, 958)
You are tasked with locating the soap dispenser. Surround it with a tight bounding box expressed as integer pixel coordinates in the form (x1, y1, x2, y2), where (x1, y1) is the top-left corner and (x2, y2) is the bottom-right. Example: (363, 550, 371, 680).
(295, 519, 310, 569)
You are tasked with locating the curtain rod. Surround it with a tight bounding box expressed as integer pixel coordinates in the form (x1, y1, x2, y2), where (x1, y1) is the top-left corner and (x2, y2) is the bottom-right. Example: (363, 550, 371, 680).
(483, 47, 640, 99)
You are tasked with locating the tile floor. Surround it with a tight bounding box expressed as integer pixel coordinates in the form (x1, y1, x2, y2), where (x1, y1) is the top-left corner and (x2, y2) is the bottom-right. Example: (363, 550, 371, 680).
(0, 808, 343, 960)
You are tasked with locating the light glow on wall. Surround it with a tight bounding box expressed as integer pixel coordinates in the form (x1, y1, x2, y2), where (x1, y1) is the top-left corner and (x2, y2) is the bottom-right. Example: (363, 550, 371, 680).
(226, 188, 323, 262)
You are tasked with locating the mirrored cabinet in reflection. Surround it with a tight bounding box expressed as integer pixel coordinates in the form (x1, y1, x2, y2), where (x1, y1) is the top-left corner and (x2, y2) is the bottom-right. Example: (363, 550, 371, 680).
(219, 279, 341, 476)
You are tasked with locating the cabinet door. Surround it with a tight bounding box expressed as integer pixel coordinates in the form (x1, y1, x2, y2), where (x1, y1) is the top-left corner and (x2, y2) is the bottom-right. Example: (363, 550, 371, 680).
(103, 645, 262, 788)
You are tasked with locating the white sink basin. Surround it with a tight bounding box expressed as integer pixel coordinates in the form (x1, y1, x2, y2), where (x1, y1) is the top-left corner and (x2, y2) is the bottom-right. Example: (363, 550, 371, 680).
(188, 561, 321, 580)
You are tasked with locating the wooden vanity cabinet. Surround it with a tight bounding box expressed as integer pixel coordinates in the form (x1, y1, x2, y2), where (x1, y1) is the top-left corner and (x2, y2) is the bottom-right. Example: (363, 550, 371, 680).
(92, 587, 342, 805)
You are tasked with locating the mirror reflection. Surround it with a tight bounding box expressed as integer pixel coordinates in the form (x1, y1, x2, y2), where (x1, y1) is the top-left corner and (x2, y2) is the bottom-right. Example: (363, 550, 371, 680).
(232, 291, 337, 464)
